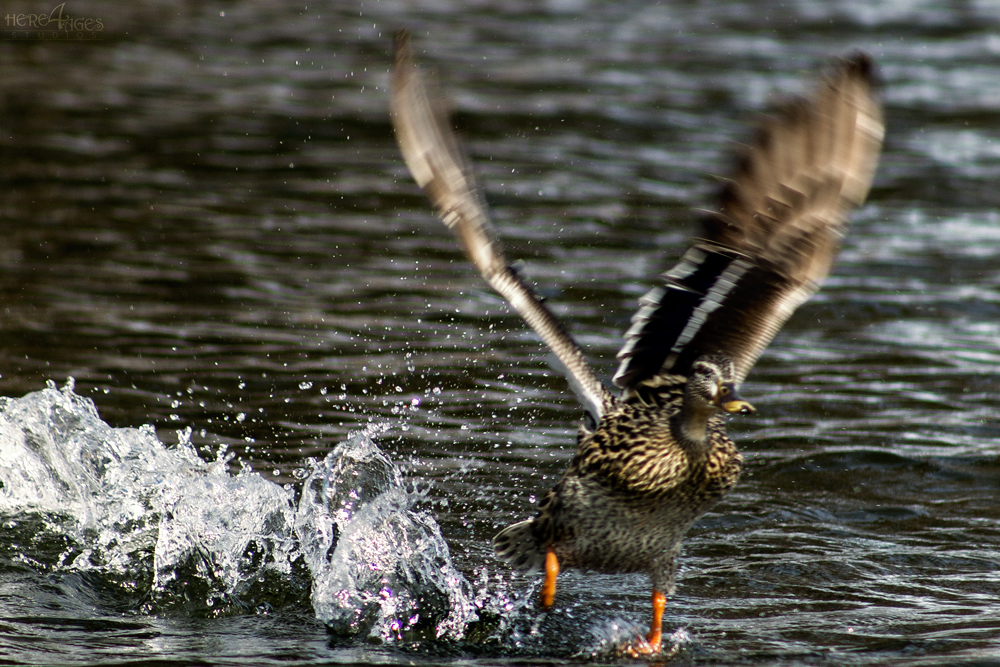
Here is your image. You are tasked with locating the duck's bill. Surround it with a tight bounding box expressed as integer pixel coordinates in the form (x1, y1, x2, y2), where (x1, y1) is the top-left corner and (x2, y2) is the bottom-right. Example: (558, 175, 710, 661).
(722, 399, 755, 414)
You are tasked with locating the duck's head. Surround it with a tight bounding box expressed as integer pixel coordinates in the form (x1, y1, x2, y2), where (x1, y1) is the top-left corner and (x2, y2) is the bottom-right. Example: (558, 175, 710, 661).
(688, 355, 755, 415)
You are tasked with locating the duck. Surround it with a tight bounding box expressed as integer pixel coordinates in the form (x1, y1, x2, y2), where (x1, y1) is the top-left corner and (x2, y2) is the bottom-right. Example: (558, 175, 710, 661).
(389, 30, 883, 655)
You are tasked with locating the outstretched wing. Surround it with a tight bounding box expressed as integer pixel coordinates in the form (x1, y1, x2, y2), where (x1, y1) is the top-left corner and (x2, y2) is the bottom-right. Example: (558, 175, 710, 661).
(614, 54, 884, 389)
(390, 31, 612, 421)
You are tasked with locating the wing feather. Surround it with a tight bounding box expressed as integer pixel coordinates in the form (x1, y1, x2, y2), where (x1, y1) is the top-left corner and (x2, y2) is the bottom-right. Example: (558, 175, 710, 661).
(615, 54, 884, 387)
(390, 31, 612, 421)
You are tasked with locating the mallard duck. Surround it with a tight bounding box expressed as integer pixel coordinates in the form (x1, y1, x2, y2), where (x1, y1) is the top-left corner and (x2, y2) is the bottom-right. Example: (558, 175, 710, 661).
(390, 31, 883, 654)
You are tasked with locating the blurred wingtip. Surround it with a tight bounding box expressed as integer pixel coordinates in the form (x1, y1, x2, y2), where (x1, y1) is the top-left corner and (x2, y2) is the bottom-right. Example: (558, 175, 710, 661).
(390, 29, 415, 110)
(393, 29, 411, 67)
(833, 50, 881, 91)
(842, 51, 873, 75)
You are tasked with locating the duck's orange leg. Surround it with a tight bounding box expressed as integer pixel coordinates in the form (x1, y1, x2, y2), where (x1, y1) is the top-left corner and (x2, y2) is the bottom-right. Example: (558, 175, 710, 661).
(624, 589, 666, 656)
(541, 546, 559, 609)
(645, 589, 666, 652)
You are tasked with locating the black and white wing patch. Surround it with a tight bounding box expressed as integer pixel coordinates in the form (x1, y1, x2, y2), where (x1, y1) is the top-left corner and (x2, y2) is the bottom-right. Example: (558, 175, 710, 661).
(614, 54, 884, 389)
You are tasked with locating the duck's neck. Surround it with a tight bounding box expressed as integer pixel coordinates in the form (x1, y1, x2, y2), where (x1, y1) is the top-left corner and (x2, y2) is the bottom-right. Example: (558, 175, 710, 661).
(671, 393, 716, 455)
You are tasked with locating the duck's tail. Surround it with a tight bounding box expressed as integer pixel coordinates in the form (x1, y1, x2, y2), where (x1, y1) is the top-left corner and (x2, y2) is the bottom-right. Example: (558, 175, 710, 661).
(493, 519, 546, 572)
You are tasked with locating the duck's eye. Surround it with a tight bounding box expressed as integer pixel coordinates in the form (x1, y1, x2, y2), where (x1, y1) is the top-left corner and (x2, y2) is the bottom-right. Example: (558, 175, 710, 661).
(719, 385, 730, 396)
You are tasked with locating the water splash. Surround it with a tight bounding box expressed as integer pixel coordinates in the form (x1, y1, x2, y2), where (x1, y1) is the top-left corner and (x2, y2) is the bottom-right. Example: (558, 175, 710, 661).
(0, 379, 301, 613)
(579, 619, 690, 660)
(296, 428, 479, 640)
(0, 380, 480, 637)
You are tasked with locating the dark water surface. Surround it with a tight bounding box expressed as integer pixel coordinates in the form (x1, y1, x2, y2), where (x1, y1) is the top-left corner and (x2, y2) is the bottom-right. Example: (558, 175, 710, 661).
(4, 0, 1000, 665)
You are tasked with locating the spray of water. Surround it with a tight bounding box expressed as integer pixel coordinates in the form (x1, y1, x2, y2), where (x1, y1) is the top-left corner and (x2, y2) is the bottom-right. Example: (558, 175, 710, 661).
(0, 380, 547, 641)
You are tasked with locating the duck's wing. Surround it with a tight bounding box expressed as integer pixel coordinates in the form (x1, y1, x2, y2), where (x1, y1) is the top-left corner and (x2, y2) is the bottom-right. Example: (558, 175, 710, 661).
(614, 54, 884, 389)
(390, 31, 612, 422)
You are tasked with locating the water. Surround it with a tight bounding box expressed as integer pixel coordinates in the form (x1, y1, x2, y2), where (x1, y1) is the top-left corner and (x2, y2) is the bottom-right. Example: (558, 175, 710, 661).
(3, 0, 1000, 664)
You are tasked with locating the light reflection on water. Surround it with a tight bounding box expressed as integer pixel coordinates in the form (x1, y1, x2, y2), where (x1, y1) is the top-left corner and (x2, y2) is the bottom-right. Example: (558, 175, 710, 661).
(3, 0, 1000, 664)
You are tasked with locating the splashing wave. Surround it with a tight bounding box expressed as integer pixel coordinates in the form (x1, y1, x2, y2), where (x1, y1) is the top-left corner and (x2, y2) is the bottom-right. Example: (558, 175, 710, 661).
(0, 380, 481, 639)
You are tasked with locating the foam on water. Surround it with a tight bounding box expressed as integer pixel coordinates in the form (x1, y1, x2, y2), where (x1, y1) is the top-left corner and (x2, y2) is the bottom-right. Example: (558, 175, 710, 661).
(0, 380, 481, 638)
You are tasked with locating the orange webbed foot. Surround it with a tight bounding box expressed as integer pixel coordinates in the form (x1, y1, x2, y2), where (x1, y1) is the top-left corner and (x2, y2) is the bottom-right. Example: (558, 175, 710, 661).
(622, 635, 659, 658)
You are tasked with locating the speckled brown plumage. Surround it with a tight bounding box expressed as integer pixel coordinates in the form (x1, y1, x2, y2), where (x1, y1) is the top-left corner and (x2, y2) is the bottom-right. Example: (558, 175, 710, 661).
(390, 31, 883, 654)
(493, 357, 747, 596)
